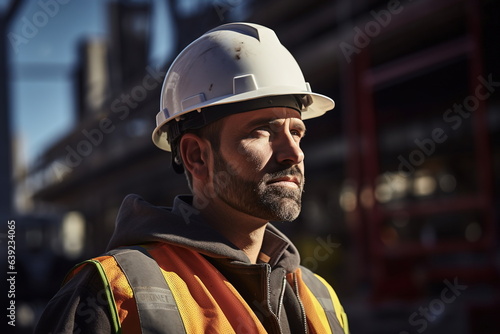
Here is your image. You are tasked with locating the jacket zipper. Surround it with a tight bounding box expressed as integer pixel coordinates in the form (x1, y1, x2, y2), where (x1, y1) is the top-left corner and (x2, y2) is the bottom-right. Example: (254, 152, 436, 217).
(293, 273, 309, 334)
(263, 264, 285, 334)
(276, 274, 287, 321)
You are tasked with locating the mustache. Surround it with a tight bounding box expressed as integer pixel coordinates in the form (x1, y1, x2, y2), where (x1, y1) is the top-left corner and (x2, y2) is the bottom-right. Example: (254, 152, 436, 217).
(263, 165, 304, 185)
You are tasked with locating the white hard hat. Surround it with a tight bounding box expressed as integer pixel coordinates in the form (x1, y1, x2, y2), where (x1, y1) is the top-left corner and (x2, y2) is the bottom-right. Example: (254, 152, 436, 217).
(152, 22, 335, 152)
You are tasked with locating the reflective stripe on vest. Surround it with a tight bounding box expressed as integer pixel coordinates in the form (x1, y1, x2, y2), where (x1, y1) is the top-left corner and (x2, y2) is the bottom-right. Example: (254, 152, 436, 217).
(109, 246, 186, 334)
(299, 269, 348, 334)
(69, 243, 348, 333)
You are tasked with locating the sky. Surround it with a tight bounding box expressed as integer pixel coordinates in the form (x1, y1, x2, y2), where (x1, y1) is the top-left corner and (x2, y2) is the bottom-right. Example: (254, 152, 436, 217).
(5, 0, 173, 168)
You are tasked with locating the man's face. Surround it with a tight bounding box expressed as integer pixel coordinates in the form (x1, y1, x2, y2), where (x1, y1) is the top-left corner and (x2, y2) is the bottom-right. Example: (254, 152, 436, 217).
(210, 107, 306, 222)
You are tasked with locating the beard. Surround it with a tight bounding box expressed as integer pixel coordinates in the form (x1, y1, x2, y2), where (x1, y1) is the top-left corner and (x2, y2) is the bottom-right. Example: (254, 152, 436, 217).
(211, 152, 305, 222)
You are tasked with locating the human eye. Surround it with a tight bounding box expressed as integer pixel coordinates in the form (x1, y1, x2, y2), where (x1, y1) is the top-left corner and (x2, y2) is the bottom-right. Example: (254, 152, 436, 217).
(290, 120, 306, 139)
(290, 126, 306, 140)
(249, 126, 272, 138)
(290, 129, 303, 138)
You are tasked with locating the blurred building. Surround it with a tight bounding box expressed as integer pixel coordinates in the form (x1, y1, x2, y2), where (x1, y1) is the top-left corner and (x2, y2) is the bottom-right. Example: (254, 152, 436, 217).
(17, 0, 499, 333)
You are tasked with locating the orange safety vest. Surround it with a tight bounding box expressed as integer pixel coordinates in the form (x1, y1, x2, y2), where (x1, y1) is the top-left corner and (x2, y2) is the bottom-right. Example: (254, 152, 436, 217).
(65, 243, 349, 334)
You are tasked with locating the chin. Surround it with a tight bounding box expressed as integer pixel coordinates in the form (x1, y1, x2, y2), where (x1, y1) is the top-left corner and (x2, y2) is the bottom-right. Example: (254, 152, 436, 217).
(268, 200, 301, 222)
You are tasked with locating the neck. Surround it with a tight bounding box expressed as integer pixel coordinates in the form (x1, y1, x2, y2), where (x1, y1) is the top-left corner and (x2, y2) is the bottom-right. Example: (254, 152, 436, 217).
(194, 195, 268, 264)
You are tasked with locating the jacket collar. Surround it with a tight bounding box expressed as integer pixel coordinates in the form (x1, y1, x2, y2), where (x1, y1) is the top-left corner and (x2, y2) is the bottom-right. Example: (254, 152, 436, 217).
(108, 194, 301, 272)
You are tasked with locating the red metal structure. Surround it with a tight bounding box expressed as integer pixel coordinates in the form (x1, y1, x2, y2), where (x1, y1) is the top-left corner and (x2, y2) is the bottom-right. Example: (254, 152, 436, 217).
(347, 0, 497, 302)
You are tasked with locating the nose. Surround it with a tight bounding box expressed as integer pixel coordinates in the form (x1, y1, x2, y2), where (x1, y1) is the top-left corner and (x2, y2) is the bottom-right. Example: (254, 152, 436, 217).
(274, 131, 304, 166)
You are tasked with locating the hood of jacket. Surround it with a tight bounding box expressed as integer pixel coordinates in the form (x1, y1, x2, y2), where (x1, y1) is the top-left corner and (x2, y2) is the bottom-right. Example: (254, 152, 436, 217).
(106, 194, 301, 272)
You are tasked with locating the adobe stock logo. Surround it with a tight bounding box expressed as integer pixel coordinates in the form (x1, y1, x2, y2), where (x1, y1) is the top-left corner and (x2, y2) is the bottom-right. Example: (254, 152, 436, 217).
(302, 235, 341, 271)
(400, 277, 467, 334)
(397, 74, 499, 176)
(339, 0, 404, 63)
(8, 0, 72, 54)
(51, 65, 165, 180)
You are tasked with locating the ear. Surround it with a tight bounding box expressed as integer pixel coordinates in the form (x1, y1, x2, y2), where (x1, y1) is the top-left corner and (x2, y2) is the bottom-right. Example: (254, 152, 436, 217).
(179, 133, 210, 181)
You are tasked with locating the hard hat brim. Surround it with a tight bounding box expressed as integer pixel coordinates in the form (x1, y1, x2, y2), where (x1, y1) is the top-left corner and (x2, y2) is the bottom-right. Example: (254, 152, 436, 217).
(152, 90, 334, 152)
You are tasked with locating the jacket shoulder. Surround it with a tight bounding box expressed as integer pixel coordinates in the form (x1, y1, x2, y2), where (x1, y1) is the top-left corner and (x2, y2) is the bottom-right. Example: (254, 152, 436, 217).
(34, 262, 113, 334)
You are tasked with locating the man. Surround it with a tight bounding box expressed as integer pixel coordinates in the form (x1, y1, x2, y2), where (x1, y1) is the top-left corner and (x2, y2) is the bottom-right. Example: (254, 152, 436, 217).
(35, 22, 349, 334)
